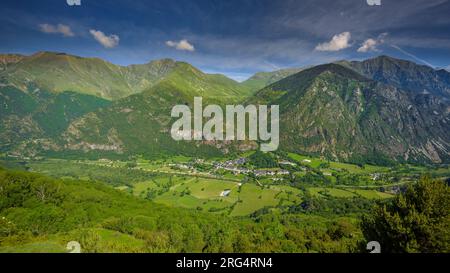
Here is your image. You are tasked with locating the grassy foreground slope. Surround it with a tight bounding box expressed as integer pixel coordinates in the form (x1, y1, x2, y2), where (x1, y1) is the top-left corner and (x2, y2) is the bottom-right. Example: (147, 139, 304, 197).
(0, 167, 361, 253)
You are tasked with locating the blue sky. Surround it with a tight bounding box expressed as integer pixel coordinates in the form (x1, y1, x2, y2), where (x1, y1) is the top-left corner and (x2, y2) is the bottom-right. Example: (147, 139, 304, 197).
(1, 0, 450, 81)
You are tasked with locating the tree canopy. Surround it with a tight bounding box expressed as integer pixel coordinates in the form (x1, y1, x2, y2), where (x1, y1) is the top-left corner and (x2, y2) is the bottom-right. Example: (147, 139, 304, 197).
(361, 176, 450, 253)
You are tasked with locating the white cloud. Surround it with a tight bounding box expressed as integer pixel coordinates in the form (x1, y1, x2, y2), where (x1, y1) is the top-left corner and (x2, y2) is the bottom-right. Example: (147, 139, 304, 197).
(166, 39, 195, 51)
(357, 33, 387, 53)
(315, 32, 351, 52)
(357, 38, 378, 53)
(89, 29, 120, 48)
(39, 23, 74, 37)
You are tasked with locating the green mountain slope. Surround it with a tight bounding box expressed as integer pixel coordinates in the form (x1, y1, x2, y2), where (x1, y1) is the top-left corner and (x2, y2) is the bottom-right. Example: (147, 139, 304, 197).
(241, 67, 305, 91)
(0, 86, 110, 155)
(1, 53, 449, 164)
(59, 81, 223, 158)
(0, 52, 137, 100)
(42, 62, 258, 158)
(338, 56, 450, 99)
(0, 52, 254, 157)
(0, 52, 251, 101)
(250, 64, 450, 164)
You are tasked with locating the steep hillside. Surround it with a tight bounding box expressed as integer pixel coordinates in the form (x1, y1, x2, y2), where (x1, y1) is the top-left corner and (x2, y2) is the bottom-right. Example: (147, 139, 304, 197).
(40, 63, 257, 158)
(1, 53, 449, 164)
(0, 86, 110, 155)
(0, 52, 254, 157)
(251, 64, 450, 164)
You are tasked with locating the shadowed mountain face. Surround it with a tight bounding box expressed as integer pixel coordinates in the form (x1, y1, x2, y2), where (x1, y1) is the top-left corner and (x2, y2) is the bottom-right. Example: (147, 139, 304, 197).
(0, 52, 449, 164)
(338, 56, 450, 99)
(250, 64, 450, 164)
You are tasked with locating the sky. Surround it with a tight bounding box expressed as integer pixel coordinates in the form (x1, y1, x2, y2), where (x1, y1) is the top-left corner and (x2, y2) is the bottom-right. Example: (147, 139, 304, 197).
(1, 0, 450, 81)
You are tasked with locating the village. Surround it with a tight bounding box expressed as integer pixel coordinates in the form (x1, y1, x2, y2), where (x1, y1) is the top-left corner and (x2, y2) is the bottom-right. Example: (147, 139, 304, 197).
(169, 157, 292, 180)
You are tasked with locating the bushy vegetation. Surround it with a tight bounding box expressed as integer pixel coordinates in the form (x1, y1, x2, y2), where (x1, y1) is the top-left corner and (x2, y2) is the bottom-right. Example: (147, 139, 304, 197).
(361, 176, 450, 253)
(248, 151, 278, 168)
(0, 167, 363, 253)
(28, 160, 157, 186)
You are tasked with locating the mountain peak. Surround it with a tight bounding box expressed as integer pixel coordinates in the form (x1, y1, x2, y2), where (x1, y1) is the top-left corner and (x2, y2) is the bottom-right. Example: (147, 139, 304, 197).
(32, 51, 71, 58)
(290, 63, 369, 83)
(144, 58, 176, 66)
(365, 55, 434, 70)
(344, 55, 450, 98)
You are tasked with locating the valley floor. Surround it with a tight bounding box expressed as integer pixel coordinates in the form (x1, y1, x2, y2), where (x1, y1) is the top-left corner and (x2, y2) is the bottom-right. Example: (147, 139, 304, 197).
(0, 151, 448, 253)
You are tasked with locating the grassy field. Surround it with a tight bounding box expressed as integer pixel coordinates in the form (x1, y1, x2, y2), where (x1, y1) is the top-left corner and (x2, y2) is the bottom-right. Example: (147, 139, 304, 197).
(350, 189, 394, 199)
(231, 184, 280, 216)
(0, 241, 67, 253)
(173, 178, 240, 199)
(272, 185, 303, 206)
(308, 187, 357, 198)
(135, 176, 304, 216)
(308, 187, 394, 199)
(288, 153, 324, 168)
(4, 154, 443, 218)
(287, 152, 390, 174)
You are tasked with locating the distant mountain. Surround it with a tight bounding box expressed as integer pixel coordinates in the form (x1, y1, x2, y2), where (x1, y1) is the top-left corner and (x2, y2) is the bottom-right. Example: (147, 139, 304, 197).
(338, 56, 450, 99)
(0, 52, 252, 101)
(0, 52, 137, 100)
(250, 64, 450, 164)
(1, 52, 449, 164)
(241, 68, 305, 92)
(11, 60, 259, 158)
(0, 52, 256, 157)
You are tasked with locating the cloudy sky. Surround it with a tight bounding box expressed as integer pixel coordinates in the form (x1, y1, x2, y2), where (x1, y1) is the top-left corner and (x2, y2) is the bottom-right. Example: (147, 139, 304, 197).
(1, 0, 450, 81)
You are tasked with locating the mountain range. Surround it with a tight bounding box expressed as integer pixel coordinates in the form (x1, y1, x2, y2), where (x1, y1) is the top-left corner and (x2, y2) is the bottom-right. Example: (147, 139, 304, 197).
(337, 56, 450, 98)
(0, 52, 449, 164)
(250, 63, 449, 164)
